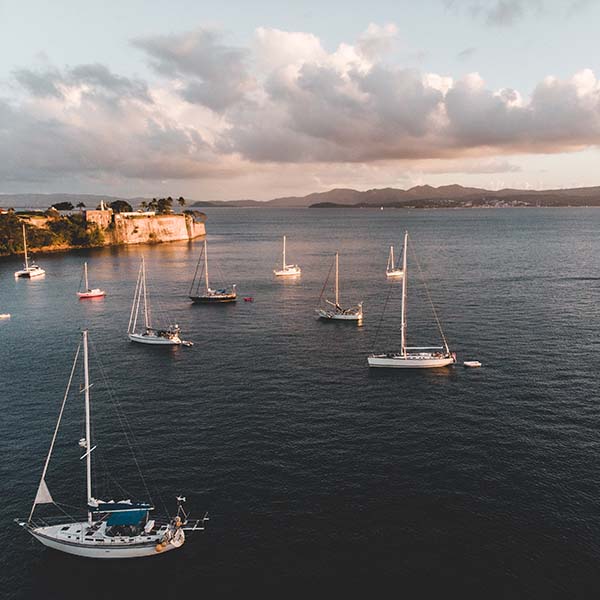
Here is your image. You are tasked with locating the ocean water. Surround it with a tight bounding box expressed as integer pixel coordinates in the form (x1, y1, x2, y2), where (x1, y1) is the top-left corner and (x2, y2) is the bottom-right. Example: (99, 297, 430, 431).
(1, 207, 600, 598)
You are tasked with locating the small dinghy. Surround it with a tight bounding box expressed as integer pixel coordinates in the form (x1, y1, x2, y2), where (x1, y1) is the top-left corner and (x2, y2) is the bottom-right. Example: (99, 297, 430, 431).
(463, 361, 482, 368)
(0, 313, 11, 319)
(243, 297, 254, 302)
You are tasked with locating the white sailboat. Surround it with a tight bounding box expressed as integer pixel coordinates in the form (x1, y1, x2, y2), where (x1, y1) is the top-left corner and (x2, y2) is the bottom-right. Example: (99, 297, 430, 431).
(368, 232, 456, 368)
(77, 262, 106, 299)
(14, 223, 45, 278)
(273, 235, 301, 277)
(16, 329, 208, 558)
(128, 258, 190, 345)
(315, 252, 363, 321)
(386, 245, 404, 278)
(189, 239, 237, 303)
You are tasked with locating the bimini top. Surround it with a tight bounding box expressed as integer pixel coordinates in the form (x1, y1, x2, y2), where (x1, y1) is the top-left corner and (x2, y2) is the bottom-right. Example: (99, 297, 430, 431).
(89, 500, 154, 526)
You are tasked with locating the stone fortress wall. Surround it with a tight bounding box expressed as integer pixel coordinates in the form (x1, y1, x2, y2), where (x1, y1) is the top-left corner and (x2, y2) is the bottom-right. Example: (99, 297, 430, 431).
(85, 209, 205, 245)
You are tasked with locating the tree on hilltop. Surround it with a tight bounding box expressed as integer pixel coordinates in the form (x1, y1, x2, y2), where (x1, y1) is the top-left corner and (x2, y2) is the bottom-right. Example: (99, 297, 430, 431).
(157, 197, 173, 214)
(109, 200, 133, 213)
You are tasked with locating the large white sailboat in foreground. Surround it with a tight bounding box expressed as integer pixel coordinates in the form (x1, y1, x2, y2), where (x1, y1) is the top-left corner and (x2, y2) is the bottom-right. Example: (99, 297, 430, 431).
(128, 258, 190, 345)
(16, 330, 207, 558)
(386, 245, 404, 278)
(368, 232, 456, 369)
(189, 239, 237, 303)
(315, 253, 363, 321)
(14, 223, 45, 278)
(77, 262, 106, 299)
(273, 235, 301, 277)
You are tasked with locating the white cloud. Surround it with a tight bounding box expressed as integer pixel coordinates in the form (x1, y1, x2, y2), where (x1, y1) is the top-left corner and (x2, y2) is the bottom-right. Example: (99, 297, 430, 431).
(3, 23, 600, 195)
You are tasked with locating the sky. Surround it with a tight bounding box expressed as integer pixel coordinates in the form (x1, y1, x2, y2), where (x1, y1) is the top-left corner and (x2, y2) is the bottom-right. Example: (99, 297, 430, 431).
(1, 0, 600, 200)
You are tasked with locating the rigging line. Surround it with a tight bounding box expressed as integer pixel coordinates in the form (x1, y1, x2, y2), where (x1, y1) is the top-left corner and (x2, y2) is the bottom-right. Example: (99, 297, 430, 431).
(409, 241, 451, 353)
(78, 267, 84, 293)
(147, 275, 175, 329)
(29, 342, 81, 522)
(96, 445, 136, 501)
(89, 339, 170, 518)
(317, 257, 335, 304)
(189, 244, 204, 295)
(88, 340, 155, 509)
(370, 278, 396, 353)
(52, 501, 77, 522)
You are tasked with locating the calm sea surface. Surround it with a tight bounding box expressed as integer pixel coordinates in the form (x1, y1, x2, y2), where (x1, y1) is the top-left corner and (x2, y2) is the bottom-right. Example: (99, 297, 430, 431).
(1, 208, 600, 598)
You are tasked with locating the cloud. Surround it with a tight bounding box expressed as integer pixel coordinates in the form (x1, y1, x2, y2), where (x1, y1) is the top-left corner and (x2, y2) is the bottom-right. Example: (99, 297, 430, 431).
(4, 23, 600, 193)
(356, 23, 399, 60)
(1, 65, 229, 183)
(132, 28, 251, 111)
(444, 0, 542, 26)
(13, 63, 152, 105)
(457, 47, 477, 61)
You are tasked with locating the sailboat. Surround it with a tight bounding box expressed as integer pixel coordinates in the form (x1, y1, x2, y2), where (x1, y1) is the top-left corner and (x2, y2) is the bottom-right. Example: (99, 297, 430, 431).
(315, 252, 363, 321)
(16, 329, 207, 558)
(368, 232, 456, 368)
(386, 245, 404, 278)
(77, 262, 106, 299)
(189, 239, 237, 303)
(273, 235, 301, 277)
(14, 223, 45, 278)
(128, 258, 190, 345)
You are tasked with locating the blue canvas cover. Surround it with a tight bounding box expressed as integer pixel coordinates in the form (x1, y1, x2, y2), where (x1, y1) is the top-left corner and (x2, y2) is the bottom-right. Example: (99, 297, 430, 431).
(106, 509, 149, 526)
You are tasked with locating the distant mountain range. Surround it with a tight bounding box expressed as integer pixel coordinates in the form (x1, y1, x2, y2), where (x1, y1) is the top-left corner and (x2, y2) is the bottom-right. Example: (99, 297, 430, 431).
(3, 184, 600, 210)
(192, 184, 600, 208)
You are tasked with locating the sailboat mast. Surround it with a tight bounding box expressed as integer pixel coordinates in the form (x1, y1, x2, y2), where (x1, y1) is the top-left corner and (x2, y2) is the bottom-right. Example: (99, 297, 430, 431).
(390, 246, 394, 269)
(282, 235, 286, 270)
(22, 223, 29, 270)
(142, 258, 150, 329)
(204, 239, 209, 291)
(83, 330, 93, 523)
(335, 253, 339, 306)
(401, 232, 408, 356)
(84, 262, 89, 290)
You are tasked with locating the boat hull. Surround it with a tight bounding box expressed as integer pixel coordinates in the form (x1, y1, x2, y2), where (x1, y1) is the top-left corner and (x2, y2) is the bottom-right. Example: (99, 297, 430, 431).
(386, 270, 404, 278)
(316, 309, 362, 321)
(274, 268, 301, 277)
(368, 354, 455, 369)
(128, 333, 182, 345)
(78, 289, 106, 299)
(190, 295, 237, 303)
(15, 268, 45, 278)
(27, 526, 181, 559)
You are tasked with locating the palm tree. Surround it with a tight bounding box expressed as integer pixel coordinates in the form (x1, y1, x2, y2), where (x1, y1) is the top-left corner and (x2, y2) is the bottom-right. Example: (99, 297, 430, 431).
(76, 202, 86, 211)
